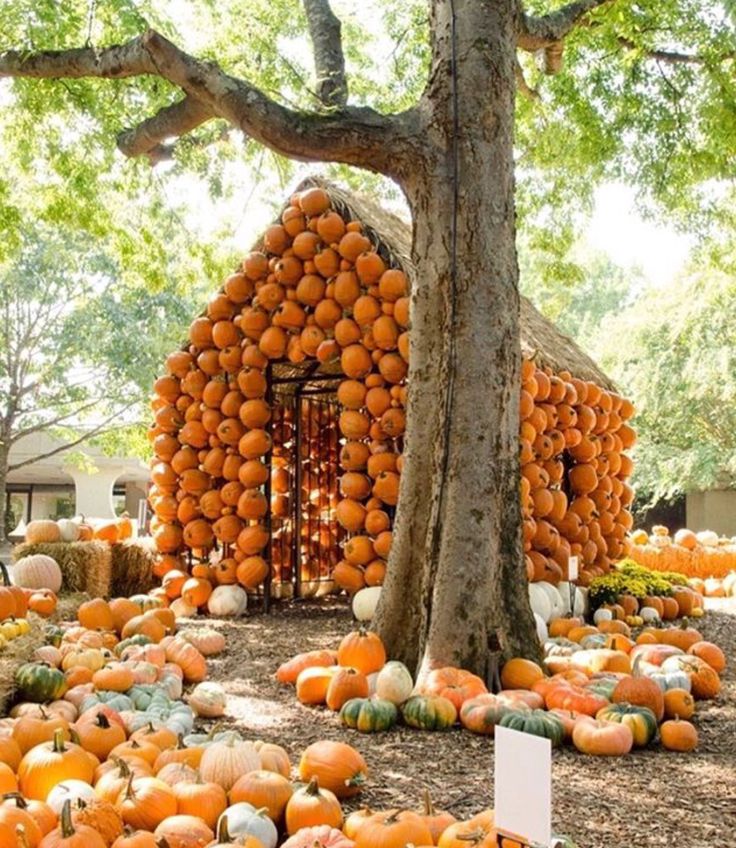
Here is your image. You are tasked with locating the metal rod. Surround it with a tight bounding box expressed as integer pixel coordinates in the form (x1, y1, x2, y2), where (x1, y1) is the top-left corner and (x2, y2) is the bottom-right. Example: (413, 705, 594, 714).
(294, 384, 303, 600)
(263, 361, 273, 614)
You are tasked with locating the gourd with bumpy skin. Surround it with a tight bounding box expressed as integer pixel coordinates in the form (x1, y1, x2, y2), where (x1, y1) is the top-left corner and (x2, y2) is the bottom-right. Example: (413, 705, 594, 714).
(340, 697, 398, 733)
(15, 662, 67, 702)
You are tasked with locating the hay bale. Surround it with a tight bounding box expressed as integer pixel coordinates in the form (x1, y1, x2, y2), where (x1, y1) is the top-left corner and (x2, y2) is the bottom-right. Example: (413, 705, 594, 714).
(111, 539, 156, 597)
(12, 541, 112, 597)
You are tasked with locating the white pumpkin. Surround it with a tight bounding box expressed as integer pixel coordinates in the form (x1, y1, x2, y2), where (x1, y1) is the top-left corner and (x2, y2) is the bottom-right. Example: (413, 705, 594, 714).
(593, 608, 613, 624)
(12, 554, 62, 593)
(47, 780, 95, 813)
(639, 606, 660, 623)
(189, 681, 227, 718)
(217, 803, 277, 848)
(207, 585, 247, 617)
(56, 519, 80, 542)
(557, 582, 585, 617)
(375, 661, 413, 705)
(534, 613, 548, 644)
(352, 586, 381, 621)
(696, 529, 719, 547)
(170, 597, 198, 618)
(528, 583, 552, 623)
(199, 736, 260, 792)
(537, 581, 565, 620)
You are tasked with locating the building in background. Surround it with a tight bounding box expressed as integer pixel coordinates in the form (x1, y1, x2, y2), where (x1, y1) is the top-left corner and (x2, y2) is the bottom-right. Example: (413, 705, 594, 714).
(6, 431, 149, 540)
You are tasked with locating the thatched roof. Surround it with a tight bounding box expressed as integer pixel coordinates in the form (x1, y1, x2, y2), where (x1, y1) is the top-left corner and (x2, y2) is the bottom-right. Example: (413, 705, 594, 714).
(255, 176, 616, 394)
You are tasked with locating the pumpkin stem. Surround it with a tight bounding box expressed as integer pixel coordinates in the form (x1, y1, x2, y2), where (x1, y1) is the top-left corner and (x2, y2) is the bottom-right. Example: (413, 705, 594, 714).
(52, 727, 67, 753)
(346, 771, 366, 788)
(0, 562, 10, 587)
(305, 776, 322, 796)
(97, 713, 111, 729)
(216, 815, 232, 843)
(124, 773, 136, 800)
(60, 800, 76, 838)
(156, 840, 171, 848)
(423, 787, 435, 816)
(1, 792, 27, 808)
(69, 727, 82, 745)
(384, 810, 402, 825)
(39, 705, 48, 719)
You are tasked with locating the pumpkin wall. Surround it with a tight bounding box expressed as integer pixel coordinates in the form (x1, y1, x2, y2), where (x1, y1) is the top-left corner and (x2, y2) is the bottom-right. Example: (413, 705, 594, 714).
(147, 180, 635, 604)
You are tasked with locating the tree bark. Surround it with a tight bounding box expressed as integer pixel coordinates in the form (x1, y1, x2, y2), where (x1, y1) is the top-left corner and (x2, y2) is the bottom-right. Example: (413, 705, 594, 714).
(374, 0, 539, 680)
(0, 446, 9, 544)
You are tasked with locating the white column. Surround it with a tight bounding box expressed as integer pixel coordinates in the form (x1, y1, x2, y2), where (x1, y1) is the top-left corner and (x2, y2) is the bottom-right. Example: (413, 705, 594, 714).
(68, 467, 124, 520)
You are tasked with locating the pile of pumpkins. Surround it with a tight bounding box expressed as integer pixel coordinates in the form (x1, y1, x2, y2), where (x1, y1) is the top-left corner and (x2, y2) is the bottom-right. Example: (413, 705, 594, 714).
(0, 592, 557, 848)
(23, 516, 135, 547)
(630, 526, 736, 579)
(0, 561, 56, 655)
(277, 620, 725, 757)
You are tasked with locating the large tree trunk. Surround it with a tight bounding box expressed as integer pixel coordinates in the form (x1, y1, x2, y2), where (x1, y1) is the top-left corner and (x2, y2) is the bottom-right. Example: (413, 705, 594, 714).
(0, 448, 8, 545)
(374, 0, 539, 679)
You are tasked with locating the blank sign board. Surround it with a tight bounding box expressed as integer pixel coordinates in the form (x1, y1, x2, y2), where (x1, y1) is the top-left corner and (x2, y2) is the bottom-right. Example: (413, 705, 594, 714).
(494, 725, 551, 846)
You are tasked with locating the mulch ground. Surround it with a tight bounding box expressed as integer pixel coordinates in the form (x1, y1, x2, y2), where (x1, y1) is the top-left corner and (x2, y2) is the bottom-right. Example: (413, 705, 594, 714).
(197, 599, 736, 848)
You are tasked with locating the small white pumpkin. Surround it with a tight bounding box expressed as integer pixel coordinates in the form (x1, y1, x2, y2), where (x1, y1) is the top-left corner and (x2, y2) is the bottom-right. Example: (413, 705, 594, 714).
(639, 606, 660, 623)
(557, 582, 586, 617)
(12, 554, 63, 593)
(593, 608, 613, 624)
(534, 612, 548, 644)
(56, 518, 80, 542)
(189, 681, 227, 718)
(375, 661, 413, 705)
(47, 780, 96, 814)
(217, 803, 277, 848)
(207, 585, 248, 617)
(352, 586, 381, 621)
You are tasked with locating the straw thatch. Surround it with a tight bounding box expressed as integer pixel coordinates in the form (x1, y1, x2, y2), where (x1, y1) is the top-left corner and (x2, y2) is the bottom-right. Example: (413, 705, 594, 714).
(263, 176, 616, 391)
(0, 620, 46, 714)
(13, 541, 112, 597)
(111, 539, 156, 597)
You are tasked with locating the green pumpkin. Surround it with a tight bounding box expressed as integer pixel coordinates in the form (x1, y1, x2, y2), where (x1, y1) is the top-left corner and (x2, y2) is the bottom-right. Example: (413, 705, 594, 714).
(15, 662, 67, 702)
(340, 697, 398, 733)
(584, 678, 618, 700)
(44, 625, 64, 648)
(114, 634, 153, 656)
(401, 695, 457, 731)
(595, 703, 658, 747)
(498, 709, 565, 747)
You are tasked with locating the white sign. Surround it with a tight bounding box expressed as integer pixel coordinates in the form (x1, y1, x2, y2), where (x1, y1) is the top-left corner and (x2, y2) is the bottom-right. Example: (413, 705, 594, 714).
(495, 725, 552, 847)
(568, 555, 579, 582)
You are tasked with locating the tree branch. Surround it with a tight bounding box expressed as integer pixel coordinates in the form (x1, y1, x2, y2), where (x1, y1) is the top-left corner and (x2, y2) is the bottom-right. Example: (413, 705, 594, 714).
(302, 0, 348, 108)
(0, 30, 409, 174)
(518, 0, 614, 74)
(8, 403, 135, 472)
(116, 95, 214, 162)
(617, 37, 736, 65)
(10, 398, 105, 443)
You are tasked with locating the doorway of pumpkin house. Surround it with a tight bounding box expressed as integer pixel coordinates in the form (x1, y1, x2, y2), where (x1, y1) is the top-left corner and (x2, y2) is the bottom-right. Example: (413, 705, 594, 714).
(266, 365, 346, 605)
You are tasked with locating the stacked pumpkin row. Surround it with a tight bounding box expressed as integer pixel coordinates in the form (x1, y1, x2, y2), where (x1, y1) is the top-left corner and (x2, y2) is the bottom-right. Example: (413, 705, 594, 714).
(0, 561, 58, 656)
(520, 360, 635, 587)
(277, 620, 724, 757)
(629, 526, 736, 579)
(23, 516, 135, 547)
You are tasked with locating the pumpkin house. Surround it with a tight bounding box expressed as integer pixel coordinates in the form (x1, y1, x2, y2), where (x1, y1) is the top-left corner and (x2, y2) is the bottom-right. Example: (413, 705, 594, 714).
(148, 177, 635, 608)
